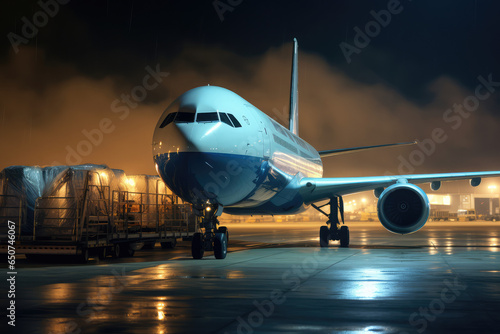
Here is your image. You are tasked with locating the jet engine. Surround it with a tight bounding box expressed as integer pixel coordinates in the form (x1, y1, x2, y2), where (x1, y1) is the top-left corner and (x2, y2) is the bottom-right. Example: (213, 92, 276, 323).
(377, 183, 430, 234)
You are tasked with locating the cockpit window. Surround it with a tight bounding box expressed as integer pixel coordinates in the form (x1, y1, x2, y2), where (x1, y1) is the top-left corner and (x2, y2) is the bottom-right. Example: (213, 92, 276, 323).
(159, 112, 176, 128)
(159, 111, 196, 128)
(175, 112, 196, 123)
(196, 112, 219, 122)
(160, 110, 243, 128)
(219, 112, 233, 127)
(228, 114, 242, 128)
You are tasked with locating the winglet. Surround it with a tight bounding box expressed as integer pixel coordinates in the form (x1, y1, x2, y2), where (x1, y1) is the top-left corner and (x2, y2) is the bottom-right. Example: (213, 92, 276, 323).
(289, 38, 299, 135)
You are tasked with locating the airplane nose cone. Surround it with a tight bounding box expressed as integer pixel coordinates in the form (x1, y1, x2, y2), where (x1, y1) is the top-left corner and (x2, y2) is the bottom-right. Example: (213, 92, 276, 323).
(153, 120, 264, 206)
(153, 121, 235, 206)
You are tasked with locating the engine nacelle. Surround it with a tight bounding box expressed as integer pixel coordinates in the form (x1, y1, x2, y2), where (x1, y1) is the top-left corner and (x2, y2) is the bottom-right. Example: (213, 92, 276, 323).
(377, 183, 430, 234)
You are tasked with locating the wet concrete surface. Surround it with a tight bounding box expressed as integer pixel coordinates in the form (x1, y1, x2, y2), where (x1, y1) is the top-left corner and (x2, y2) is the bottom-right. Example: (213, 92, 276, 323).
(3, 221, 500, 333)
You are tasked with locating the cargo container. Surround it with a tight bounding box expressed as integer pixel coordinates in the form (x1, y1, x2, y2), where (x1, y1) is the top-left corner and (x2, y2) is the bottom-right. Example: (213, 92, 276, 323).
(0, 165, 197, 262)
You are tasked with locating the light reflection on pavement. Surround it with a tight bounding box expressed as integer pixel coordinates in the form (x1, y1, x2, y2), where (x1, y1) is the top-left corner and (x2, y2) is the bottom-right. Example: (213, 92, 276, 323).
(7, 221, 500, 334)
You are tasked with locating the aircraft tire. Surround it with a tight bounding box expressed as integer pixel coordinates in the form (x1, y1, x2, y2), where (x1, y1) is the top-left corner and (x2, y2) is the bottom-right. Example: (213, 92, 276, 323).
(214, 233, 227, 259)
(320, 225, 329, 247)
(218, 226, 229, 244)
(339, 226, 349, 247)
(192, 233, 204, 259)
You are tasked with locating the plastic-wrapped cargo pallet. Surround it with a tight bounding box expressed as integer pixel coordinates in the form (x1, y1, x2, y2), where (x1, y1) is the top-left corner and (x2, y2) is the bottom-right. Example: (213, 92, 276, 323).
(34, 164, 128, 238)
(0, 164, 191, 243)
(123, 175, 171, 231)
(0, 165, 67, 236)
(0, 164, 128, 238)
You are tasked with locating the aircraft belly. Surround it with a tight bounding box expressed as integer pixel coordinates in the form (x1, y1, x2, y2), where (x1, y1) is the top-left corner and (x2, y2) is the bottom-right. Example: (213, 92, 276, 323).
(155, 152, 272, 206)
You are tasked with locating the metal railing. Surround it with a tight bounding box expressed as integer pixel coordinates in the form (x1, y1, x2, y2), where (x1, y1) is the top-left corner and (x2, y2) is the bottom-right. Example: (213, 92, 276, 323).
(2, 174, 193, 247)
(34, 197, 80, 241)
(111, 191, 191, 238)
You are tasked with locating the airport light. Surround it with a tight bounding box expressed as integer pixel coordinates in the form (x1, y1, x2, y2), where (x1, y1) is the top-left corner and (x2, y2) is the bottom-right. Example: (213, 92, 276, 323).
(488, 185, 497, 193)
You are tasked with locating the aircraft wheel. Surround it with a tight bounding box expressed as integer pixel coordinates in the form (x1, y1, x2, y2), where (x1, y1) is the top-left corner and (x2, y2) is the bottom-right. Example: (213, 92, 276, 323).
(218, 226, 229, 244)
(320, 225, 329, 247)
(339, 226, 350, 247)
(214, 232, 227, 259)
(192, 233, 204, 259)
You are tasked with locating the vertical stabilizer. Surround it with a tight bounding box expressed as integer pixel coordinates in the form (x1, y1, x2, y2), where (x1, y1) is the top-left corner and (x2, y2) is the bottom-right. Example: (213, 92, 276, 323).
(289, 38, 299, 135)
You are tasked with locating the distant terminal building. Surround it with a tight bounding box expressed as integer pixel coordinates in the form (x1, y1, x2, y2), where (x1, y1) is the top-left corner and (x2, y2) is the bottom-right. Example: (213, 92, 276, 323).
(428, 193, 499, 217)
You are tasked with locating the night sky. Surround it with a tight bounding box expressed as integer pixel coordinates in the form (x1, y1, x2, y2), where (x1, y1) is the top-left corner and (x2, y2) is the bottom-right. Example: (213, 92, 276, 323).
(1, 0, 500, 191)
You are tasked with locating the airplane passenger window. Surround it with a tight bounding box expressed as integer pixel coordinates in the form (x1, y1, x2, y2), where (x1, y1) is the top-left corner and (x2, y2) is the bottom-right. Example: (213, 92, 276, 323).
(196, 112, 219, 122)
(272, 121, 282, 132)
(291, 135, 300, 145)
(273, 134, 298, 154)
(272, 122, 288, 136)
(228, 114, 242, 127)
(159, 112, 177, 128)
(175, 112, 195, 123)
(219, 112, 234, 127)
(285, 130, 296, 142)
(296, 137, 308, 149)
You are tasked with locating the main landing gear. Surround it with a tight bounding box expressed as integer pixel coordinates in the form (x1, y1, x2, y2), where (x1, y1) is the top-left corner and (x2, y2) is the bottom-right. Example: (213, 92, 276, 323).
(312, 196, 350, 248)
(192, 203, 228, 259)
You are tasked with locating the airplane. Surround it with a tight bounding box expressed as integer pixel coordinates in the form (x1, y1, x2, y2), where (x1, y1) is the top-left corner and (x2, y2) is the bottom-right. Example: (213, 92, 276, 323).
(152, 38, 500, 259)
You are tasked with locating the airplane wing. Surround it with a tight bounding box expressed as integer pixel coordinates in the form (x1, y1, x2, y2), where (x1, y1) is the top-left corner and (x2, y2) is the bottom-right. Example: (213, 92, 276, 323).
(318, 141, 417, 158)
(299, 171, 500, 204)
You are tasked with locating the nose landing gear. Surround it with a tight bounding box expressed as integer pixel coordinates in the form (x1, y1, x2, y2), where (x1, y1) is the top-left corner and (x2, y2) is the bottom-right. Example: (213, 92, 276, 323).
(313, 196, 350, 248)
(191, 203, 228, 259)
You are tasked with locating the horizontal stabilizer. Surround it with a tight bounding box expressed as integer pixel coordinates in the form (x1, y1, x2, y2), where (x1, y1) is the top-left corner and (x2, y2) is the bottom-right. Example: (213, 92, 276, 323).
(318, 141, 417, 158)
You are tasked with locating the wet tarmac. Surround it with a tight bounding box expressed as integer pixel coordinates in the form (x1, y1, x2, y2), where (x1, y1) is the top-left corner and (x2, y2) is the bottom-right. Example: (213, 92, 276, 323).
(3, 221, 500, 333)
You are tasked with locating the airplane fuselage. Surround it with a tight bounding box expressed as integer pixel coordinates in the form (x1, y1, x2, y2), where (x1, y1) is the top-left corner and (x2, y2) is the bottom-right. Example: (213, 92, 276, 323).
(153, 86, 322, 215)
